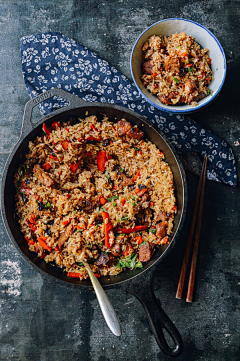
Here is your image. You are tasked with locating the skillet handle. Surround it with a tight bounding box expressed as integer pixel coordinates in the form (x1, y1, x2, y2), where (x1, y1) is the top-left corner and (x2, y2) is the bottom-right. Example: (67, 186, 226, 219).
(21, 88, 87, 137)
(125, 276, 183, 358)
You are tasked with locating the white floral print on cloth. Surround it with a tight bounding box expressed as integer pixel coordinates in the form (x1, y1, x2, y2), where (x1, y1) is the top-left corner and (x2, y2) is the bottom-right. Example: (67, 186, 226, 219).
(20, 32, 237, 186)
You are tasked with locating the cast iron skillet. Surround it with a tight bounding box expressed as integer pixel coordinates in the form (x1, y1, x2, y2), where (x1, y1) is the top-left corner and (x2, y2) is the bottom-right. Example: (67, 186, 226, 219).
(1, 88, 187, 358)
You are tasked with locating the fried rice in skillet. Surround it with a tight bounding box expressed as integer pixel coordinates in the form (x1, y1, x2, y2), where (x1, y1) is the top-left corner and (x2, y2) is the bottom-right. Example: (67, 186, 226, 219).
(15, 115, 176, 279)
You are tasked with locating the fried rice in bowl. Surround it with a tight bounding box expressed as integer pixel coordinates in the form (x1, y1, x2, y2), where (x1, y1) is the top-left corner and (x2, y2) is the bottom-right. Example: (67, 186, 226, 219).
(131, 18, 227, 114)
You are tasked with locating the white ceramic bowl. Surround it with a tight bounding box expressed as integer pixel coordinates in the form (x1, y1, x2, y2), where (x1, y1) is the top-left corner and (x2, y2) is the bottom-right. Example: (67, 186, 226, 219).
(130, 18, 227, 114)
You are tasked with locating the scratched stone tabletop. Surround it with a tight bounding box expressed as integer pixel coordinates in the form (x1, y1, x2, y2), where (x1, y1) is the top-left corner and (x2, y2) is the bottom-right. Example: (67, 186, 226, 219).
(1, 1, 240, 360)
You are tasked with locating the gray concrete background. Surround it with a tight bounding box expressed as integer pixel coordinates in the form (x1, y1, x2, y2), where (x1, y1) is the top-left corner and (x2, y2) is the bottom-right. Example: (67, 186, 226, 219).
(1, 1, 240, 360)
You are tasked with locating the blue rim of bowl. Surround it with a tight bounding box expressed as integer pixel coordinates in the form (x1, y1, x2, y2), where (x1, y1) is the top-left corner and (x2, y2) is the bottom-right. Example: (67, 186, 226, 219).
(130, 18, 227, 114)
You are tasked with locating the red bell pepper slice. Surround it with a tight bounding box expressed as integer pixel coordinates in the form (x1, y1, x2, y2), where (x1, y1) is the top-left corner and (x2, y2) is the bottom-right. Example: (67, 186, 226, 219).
(97, 150, 106, 172)
(102, 212, 113, 248)
(116, 225, 148, 234)
(38, 236, 52, 252)
(70, 163, 78, 173)
(52, 121, 60, 130)
(62, 140, 69, 150)
(43, 123, 51, 135)
(99, 196, 107, 205)
(132, 170, 141, 181)
(43, 162, 51, 171)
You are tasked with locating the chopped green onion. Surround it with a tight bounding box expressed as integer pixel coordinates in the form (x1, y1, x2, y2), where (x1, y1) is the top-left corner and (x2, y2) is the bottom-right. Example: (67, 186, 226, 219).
(149, 229, 156, 234)
(141, 240, 147, 246)
(76, 228, 83, 232)
(176, 45, 181, 49)
(171, 76, 180, 84)
(107, 196, 119, 201)
(121, 216, 128, 221)
(77, 262, 84, 266)
(126, 200, 131, 204)
(134, 262, 143, 269)
(135, 148, 140, 151)
(44, 202, 52, 209)
(131, 195, 136, 200)
(207, 89, 211, 95)
(96, 225, 99, 229)
(105, 170, 112, 183)
(120, 169, 124, 173)
(188, 67, 194, 72)
(113, 202, 117, 207)
(133, 203, 137, 206)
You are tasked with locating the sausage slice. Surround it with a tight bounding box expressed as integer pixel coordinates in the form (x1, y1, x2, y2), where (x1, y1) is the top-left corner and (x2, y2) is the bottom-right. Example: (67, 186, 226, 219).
(58, 224, 73, 248)
(117, 119, 132, 136)
(33, 164, 54, 187)
(143, 60, 153, 75)
(139, 242, 154, 263)
(126, 127, 144, 140)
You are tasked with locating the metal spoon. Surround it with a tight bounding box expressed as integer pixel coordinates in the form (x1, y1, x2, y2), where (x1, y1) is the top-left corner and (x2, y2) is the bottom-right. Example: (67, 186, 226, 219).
(83, 261, 122, 336)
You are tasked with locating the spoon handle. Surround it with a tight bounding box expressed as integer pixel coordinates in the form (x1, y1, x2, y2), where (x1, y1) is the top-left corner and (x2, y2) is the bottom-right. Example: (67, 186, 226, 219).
(85, 264, 122, 337)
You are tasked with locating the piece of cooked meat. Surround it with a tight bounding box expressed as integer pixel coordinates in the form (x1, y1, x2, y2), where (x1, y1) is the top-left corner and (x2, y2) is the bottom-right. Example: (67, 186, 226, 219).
(33, 164, 54, 187)
(119, 173, 134, 188)
(117, 119, 132, 136)
(185, 79, 197, 94)
(111, 243, 121, 256)
(155, 210, 167, 224)
(164, 56, 180, 73)
(154, 210, 168, 239)
(95, 251, 110, 266)
(159, 94, 171, 105)
(139, 242, 154, 262)
(58, 223, 73, 248)
(139, 191, 150, 206)
(143, 60, 153, 75)
(193, 91, 207, 102)
(126, 127, 144, 140)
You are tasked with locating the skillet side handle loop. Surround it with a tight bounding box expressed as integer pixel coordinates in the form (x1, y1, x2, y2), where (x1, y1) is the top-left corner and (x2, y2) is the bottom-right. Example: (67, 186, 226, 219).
(21, 88, 87, 137)
(137, 287, 183, 357)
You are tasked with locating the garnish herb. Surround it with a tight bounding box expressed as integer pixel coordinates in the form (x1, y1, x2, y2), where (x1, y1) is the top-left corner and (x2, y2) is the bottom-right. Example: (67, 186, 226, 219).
(44, 202, 52, 209)
(105, 170, 112, 183)
(176, 45, 181, 49)
(171, 76, 180, 84)
(113, 202, 117, 207)
(76, 228, 83, 232)
(107, 196, 119, 201)
(77, 262, 84, 266)
(188, 67, 194, 72)
(131, 195, 136, 200)
(120, 169, 124, 173)
(149, 229, 156, 234)
(133, 203, 137, 206)
(207, 89, 211, 95)
(121, 216, 128, 221)
(135, 148, 140, 151)
(116, 253, 143, 270)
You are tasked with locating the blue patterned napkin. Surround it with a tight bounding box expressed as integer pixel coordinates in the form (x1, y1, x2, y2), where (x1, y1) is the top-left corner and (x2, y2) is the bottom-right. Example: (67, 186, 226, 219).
(20, 32, 237, 186)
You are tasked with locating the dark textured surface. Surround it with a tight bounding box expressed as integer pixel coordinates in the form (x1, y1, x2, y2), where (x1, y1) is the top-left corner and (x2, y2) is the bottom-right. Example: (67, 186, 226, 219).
(0, 1, 240, 360)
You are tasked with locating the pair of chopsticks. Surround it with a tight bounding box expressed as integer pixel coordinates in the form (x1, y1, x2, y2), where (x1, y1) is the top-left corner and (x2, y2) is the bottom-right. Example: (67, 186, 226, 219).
(176, 155, 208, 303)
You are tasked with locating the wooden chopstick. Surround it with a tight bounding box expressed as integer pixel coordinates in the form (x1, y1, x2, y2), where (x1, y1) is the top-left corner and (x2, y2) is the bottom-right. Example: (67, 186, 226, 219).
(176, 155, 208, 301)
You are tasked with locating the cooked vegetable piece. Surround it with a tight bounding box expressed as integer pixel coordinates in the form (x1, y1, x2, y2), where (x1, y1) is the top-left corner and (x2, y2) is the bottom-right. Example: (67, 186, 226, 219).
(43, 123, 51, 134)
(38, 236, 52, 252)
(116, 225, 148, 234)
(97, 150, 107, 172)
(102, 212, 113, 248)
